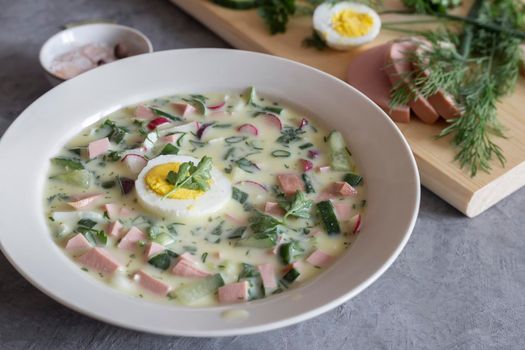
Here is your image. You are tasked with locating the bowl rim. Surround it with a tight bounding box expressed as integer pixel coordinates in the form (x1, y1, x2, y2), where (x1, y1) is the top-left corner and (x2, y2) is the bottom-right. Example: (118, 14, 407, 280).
(0, 48, 419, 336)
(38, 22, 154, 81)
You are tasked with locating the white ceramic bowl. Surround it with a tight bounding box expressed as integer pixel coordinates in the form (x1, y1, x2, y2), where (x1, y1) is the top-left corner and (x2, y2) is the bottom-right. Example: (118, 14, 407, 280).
(0, 49, 419, 336)
(39, 23, 153, 85)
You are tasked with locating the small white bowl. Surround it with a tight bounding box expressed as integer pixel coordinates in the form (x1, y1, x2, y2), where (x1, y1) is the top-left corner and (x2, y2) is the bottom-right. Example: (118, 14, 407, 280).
(39, 23, 153, 86)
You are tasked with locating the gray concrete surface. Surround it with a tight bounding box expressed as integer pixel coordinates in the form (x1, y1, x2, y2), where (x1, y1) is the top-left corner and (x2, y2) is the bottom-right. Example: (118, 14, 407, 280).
(1, 0, 524, 349)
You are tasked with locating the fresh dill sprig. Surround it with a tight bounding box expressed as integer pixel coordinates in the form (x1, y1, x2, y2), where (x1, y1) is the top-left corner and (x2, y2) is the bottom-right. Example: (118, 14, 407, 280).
(389, 0, 523, 176)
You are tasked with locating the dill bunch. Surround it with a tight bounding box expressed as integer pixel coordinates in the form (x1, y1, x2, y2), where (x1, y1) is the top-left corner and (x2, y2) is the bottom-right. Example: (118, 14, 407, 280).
(390, 0, 524, 176)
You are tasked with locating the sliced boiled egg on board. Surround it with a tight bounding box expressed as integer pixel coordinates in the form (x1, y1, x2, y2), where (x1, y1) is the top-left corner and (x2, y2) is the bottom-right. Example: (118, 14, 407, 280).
(313, 1, 381, 50)
(135, 155, 232, 218)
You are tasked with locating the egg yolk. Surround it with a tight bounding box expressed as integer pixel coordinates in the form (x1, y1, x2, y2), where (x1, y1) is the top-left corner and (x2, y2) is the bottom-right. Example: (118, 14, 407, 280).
(145, 163, 207, 199)
(331, 9, 374, 38)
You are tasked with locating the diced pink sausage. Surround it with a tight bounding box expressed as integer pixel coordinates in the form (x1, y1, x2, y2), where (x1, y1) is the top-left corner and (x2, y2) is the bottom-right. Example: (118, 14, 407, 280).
(333, 202, 353, 220)
(77, 248, 120, 274)
(104, 203, 120, 220)
(218, 281, 249, 303)
(257, 263, 277, 289)
(332, 182, 357, 197)
(385, 41, 439, 124)
(171, 257, 210, 277)
(133, 270, 171, 296)
(135, 105, 154, 119)
(106, 220, 123, 238)
(224, 214, 248, 226)
(264, 202, 285, 217)
(347, 43, 410, 123)
(277, 174, 305, 196)
(104, 203, 135, 220)
(117, 226, 146, 251)
(65, 233, 92, 253)
(67, 193, 102, 209)
(172, 102, 196, 117)
(88, 137, 110, 159)
(306, 250, 334, 267)
(144, 242, 165, 260)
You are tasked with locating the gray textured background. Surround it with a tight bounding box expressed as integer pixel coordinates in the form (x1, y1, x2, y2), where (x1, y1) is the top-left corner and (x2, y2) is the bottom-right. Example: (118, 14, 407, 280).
(1, 1, 524, 349)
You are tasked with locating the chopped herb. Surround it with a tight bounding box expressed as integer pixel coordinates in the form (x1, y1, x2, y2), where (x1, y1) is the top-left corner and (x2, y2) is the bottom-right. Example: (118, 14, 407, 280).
(279, 242, 303, 264)
(238, 263, 260, 280)
(99, 119, 127, 144)
(46, 193, 69, 203)
(301, 173, 315, 193)
(299, 142, 314, 150)
(159, 143, 179, 155)
(271, 150, 291, 158)
(232, 187, 248, 204)
(148, 252, 171, 270)
(201, 252, 208, 263)
(150, 107, 183, 122)
(225, 136, 247, 144)
(302, 30, 328, 50)
(183, 245, 197, 254)
(51, 157, 84, 170)
(164, 156, 213, 195)
(228, 226, 246, 239)
(212, 123, 233, 128)
(235, 158, 259, 173)
(223, 147, 236, 161)
(258, 0, 296, 35)
(277, 126, 305, 145)
(103, 151, 121, 162)
(343, 172, 363, 187)
(101, 180, 116, 189)
(189, 139, 207, 149)
(77, 218, 97, 228)
(281, 268, 300, 285)
(279, 191, 313, 220)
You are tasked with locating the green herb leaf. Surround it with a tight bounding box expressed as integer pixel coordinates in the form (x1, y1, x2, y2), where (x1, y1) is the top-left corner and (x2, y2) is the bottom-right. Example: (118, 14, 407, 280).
(232, 187, 248, 204)
(148, 252, 171, 270)
(51, 157, 84, 170)
(279, 191, 312, 220)
(164, 156, 213, 197)
(159, 143, 179, 155)
(258, 0, 296, 34)
(150, 107, 183, 122)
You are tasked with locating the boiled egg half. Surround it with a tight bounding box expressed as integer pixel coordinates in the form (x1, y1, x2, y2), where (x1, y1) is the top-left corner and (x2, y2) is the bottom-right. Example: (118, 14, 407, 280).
(136, 155, 232, 218)
(313, 2, 381, 50)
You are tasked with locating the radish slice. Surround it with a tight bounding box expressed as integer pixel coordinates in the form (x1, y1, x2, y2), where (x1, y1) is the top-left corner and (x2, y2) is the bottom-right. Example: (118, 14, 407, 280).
(263, 113, 282, 130)
(234, 180, 268, 191)
(122, 154, 148, 175)
(308, 149, 320, 159)
(147, 117, 170, 130)
(208, 101, 225, 110)
(349, 213, 362, 234)
(299, 159, 313, 172)
(197, 122, 213, 139)
(237, 123, 258, 136)
(298, 118, 308, 129)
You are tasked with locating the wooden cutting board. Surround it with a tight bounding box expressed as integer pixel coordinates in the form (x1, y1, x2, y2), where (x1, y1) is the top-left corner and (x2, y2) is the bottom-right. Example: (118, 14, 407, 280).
(170, 0, 525, 217)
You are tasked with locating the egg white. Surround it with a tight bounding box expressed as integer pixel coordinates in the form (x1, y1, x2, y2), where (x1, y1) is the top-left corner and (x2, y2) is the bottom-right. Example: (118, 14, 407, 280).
(135, 155, 232, 218)
(313, 2, 381, 50)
